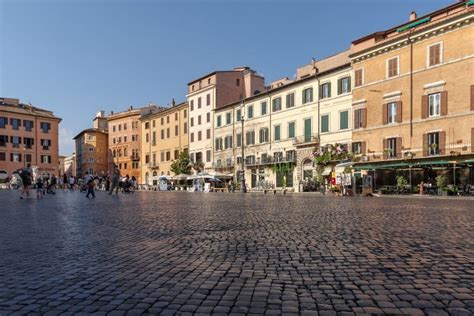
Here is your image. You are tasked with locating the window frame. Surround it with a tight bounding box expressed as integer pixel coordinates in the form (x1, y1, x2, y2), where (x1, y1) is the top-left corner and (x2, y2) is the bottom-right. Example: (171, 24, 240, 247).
(428, 93, 441, 117)
(427, 42, 443, 68)
(354, 68, 364, 87)
(387, 102, 397, 124)
(386, 56, 400, 78)
(320, 114, 330, 133)
(339, 110, 349, 130)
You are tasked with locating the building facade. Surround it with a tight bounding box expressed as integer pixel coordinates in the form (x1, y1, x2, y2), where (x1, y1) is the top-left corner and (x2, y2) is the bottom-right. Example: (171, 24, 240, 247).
(186, 67, 265, 171)
(0, 97, 61, 179)
(108, 105, 156, 182)
(214, 51, 353, 191)
(350, 0, 474, 186)
(73, 112, 109, 178)
(140, 102, 188, 185)
(63, 153, 76, 177)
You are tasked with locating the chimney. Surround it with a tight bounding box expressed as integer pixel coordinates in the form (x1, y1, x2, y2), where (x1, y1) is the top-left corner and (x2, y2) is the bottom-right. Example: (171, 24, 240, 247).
(172, 98, 176, 107)
(410, 11, 417, 21)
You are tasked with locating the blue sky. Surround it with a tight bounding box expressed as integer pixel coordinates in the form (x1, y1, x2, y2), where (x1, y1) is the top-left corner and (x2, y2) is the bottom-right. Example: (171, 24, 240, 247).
(0, 0, 453, 155)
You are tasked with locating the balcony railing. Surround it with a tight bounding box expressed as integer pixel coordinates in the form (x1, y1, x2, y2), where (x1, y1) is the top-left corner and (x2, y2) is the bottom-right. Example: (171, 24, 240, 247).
(293, 133, 319, 146)
(246, 155, 296, 167)
(130, 155, 140, 161)
(212, 161, 235, 169)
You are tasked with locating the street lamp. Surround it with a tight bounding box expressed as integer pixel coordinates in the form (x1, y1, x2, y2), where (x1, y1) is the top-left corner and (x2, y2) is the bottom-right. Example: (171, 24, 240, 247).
(240, 102, 247, 193)
(23, 145, 26, 167)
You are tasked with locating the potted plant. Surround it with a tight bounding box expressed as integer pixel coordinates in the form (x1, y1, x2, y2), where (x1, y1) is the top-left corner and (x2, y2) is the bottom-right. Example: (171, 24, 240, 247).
(436, 175, 447, 196)
(396, 175, 408, 194)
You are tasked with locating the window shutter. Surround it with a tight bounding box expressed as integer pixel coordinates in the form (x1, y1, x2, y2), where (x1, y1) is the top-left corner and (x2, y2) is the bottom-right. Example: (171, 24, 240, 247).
(423, 134, 428, 156)
(383, 139, 388, 160)
(396, 137, 402, 158)
(361, 141, 366, 154)
(471, 85, 474, 111)
(396, 101, 402, 123)
(382, 103, 388, 125)
(337, 79, 342, 95)
(362, 108, 367, 128)
(319, 85, 323, 100)
(10, 153, 13, 162)
(328, 82, 332, 98)
(421, 95, 428, 119)
(439, 131, 446, 155)
(353, 109, 359, 129)
(440, 91, 448, 116)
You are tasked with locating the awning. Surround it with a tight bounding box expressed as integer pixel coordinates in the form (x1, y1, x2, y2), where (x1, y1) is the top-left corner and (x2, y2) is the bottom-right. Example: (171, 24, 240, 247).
(335, 162, 354, 174)
(353, 161, 410, 171)
(321, 166, 332, 176)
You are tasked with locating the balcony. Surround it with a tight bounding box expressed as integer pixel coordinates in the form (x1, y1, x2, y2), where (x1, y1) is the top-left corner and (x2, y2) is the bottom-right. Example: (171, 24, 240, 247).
(212, 160, 235, 169)
(130, 155, 140, 161)
(245, 155, 296, 167)
(147, 163, 159, 169)
(293, 133, 319, 147)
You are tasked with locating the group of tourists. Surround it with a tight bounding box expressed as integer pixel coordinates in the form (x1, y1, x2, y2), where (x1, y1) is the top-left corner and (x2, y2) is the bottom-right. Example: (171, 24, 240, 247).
(17, 163, 58, 200)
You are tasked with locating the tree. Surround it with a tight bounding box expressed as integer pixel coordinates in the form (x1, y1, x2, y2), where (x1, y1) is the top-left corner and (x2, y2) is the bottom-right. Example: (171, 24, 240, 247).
(170, 152, 191, 175)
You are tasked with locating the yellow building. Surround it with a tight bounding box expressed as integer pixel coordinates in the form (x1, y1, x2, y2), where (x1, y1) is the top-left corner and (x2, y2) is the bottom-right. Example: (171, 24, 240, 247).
(351, 1, 474, 187)
(140, 101, 188, 185)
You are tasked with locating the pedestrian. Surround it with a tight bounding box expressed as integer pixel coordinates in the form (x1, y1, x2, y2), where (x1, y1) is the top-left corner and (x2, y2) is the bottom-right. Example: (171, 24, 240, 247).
(69, 175, 75, 190)
(19, 163, 33, 199)
(85, 178, 96, 199)
(36, 177, 44, 199)
(108, 166, 121, 195)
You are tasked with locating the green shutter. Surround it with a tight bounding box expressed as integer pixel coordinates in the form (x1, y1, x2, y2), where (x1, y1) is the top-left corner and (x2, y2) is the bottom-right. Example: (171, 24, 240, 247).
(274, 125, 281, 141)
(340, 111, 348, 130)
(321, 115, 329, 133)
(288, 122, 295, 138)
(304, 119, 312, 141)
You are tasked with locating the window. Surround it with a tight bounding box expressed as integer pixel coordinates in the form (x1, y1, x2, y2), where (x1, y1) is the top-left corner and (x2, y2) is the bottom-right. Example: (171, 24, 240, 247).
(118, 124, 121, 131)
(184, 109, 187, 118)
(0, 135, 7, 146)
(429, 93, 441, 117)
(41, 155, 52, 164)
(224, 136, 233, 149)
(184, 123, 187, 134)
(160, 152, 165, 162)
(174, 150, 179, 160)
(272, 125, 280, 141)
(0, 117, 7, 128)
(352, 142, 362, 155)
(386, 138, 397, 158)
(190, 100, 194, 111)
(428, 43, 442, 67)
(24, 137, 34, 148)
(272, 97, 282, 112)
(175, 113, 178, 121)
(23, 120, 34, 131)
(226, 112, 231, 125)
(387, 57, 399, 78)
(160, 130, 164, 139)
(175, 125, 178, 136)
(236, 133, 242, 147)
(354, 108, 364, 129)
(206, 112, 210, 123)
(216, 115, 222, 127)
(144, 122, 150, 129)
(167, 116, 170, 124)
(354, 69, 363, 87)
(286, 93, 295, 108)
(206, 129, 211, 139)
(198, 115, 201, 125)
(88, 147, 94, 152)
(11, 118, 21, 130)
(198, 97, 202, 109)
(261, 101, 267, 115)
(428, 132, 440, 156)
(11, 136, 21, 147)
(11, 153, 21, 163)
(288, 122, 295, 139)
(206, 150, 211, 162)
(166, 151, 171, 161)
(387, 102, 397, 124)
(190, 133, 194, 142)
(236, 109, 242, 122)
(321, 115, 329, 133)
(259, 128, 269, 143)
(89, 157, 95, 163)
(246, 130, 255, 145)
(206, 94, 211, 106)
(190, 117, 194, 127)
(145, 154, 150, 164)
(197, 131, 202, 141)
(215, 138, 223, 151)
(124, 123, 127, 130)
(320, 83, 331, 99)
(339, 111, 349, 130)
(0, 152, 5, 161)
(338, 77, 351, 95)
(247, 105, 254, 119)
(302, 88, 313, 104)
(236, 78, 240, 86)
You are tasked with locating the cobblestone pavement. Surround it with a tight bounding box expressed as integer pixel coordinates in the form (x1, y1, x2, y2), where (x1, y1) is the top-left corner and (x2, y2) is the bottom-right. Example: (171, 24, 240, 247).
(0, 190, 473, 315)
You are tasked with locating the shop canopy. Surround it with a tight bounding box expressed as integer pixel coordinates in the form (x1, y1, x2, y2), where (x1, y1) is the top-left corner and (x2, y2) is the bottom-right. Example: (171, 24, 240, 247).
(354, 156, 474, 171)
(353, 161, 410, 171)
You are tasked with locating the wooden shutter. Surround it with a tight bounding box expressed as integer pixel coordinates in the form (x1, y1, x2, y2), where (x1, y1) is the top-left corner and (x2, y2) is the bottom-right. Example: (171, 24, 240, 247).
(472, 128, 474, 152)
(396, 101, 402, 123)
(421, 95, 428, 119)
(362, 108, 367, 128)
(328, 82, 332, 98)
(354, 109, 360, 129)
(439, 131, 446, 155)
(396, 137, 402, 158)
(382, 104, 388, 125)
(337, 79, 342, 95)
(471, 85, 474, 111)
(361, 141, 366, 154)
(423, 133, 429, 156)
(383, 139, 388, 160)
(440, 91, 448, 116)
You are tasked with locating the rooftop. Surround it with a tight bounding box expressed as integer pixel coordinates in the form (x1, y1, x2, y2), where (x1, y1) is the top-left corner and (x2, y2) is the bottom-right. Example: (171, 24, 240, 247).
(0, 97, 61, 121)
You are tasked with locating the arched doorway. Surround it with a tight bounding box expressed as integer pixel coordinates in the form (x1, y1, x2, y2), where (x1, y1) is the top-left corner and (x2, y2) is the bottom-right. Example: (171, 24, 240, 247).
(152, 171, 158, 186)
(302, 159, 314, 180)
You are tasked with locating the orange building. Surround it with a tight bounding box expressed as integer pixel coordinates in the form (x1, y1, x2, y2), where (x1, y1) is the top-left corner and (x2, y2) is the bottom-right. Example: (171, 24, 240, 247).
(350, 1, 474, 188)
(0, 97, 61, 180)
(107, 105, 157, 182)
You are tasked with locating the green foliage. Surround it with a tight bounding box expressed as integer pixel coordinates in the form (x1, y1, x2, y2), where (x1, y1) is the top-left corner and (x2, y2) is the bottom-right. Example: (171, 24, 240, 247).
(270, 162, 295, 174)
(396, 175, 408, 188)
(436, 175, 447, 189)
(170, 152, 191, 175)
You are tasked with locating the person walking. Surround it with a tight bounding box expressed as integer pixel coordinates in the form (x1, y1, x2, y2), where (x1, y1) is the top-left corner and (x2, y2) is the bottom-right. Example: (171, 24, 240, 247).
(36, 177, 44, 199)
(108, 166, 121, 195)
(19, 163, 33, 199)
(85, 177, 96, 199)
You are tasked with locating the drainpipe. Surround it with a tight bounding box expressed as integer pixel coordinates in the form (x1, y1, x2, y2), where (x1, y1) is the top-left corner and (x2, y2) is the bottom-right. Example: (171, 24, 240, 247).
(409, 33, 414, 146)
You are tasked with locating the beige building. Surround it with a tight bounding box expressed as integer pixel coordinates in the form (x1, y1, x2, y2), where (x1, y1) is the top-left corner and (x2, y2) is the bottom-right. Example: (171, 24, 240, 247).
(214, 51, 353, 191)
(73, 112, 109, 177)
(140, 101, 188, 185)
(350, 0, 474, 187)
(186, 67, 265, 171)
(0, 97, 61, 179)
(63, 153, 76, 177)
(108, 105, 156, 182)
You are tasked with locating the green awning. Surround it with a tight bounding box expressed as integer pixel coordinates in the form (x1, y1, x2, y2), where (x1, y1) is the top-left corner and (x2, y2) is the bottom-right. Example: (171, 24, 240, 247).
(354, 161, 409, 171)
(467, 0, 474, 7)
(414, 160, 451, 167)
(397, 17, 431, 33)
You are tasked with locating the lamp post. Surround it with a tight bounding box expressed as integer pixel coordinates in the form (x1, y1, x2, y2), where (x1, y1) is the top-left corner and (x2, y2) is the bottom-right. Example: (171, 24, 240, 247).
(406, 151, 414, 193)
(23, 146, 26, 167)
(240, 102, 247, 193)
